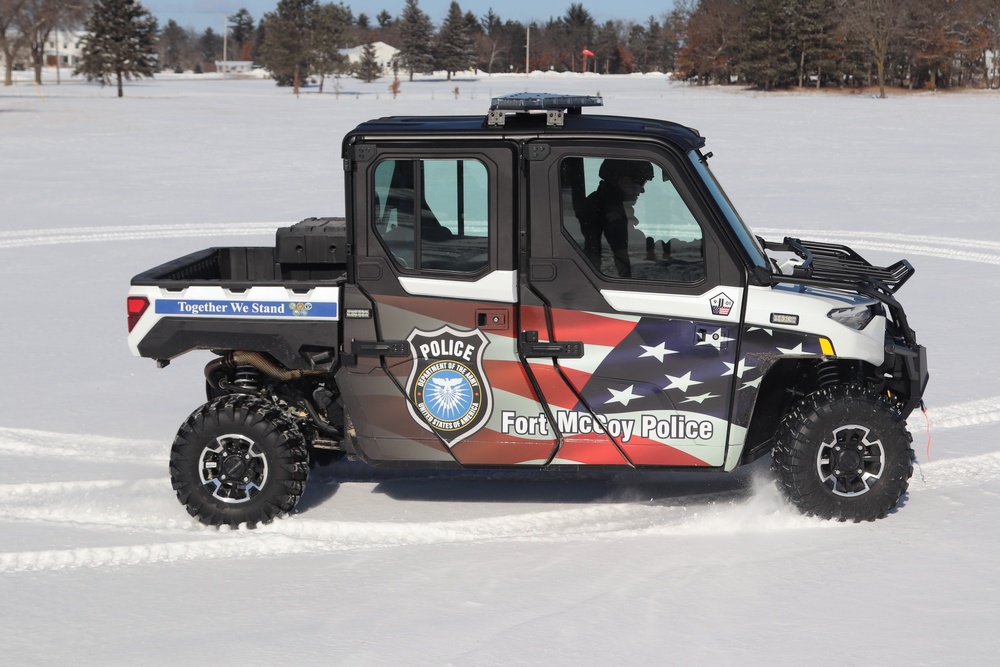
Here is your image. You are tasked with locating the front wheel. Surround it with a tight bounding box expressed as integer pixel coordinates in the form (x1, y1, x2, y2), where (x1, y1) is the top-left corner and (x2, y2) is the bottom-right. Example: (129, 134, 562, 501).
(772, 384, 913, 522)
(169, 396, 309, 528)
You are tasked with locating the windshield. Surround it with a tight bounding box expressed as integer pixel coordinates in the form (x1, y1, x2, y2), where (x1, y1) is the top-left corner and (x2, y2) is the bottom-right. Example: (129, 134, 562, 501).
(688, 151, 769, 271)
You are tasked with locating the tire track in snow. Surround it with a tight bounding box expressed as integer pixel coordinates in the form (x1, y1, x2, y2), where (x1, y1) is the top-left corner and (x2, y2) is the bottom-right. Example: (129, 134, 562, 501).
(3, 224, 999, 265)
(0, 495, 819, 574)
(918, 397, 1000, 430)
(0, 427, 162, 463)
(756, 228, 1000, 265)
(1, 447, 998, 574)
(0, 223, 282, 249)
(4, 449, 998, 574)
(0, 479, 172, 529)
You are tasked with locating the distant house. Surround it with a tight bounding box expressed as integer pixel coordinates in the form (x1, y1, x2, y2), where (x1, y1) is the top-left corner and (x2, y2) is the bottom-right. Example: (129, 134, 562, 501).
(340, 41, 399, 73)
(45, 29, 86, 67)
(214, 61, 254, 74)
(0, 28, 84, 72)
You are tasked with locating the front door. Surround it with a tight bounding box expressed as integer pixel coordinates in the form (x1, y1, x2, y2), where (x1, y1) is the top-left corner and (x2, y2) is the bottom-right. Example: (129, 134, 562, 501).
(521, 143, 745, 468)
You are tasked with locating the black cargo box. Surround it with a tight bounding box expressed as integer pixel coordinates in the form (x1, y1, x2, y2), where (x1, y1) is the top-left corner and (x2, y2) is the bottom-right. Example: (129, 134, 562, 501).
(276, 217, 348, 265)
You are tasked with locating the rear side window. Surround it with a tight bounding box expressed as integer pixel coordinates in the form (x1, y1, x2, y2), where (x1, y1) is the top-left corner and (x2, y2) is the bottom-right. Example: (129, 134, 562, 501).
(373, 159, 489, 273)
(560, 156, 705, 283)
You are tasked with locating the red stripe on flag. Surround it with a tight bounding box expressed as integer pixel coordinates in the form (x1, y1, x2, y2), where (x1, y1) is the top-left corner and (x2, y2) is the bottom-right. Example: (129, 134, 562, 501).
(550, 309, 638, 348)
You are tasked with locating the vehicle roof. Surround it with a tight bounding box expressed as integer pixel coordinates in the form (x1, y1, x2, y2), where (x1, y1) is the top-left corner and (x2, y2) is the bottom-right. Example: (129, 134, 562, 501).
(346, 111, 707, 153)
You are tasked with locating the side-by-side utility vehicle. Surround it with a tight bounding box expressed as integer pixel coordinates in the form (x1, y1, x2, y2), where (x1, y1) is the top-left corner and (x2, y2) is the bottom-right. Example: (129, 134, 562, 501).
(126, 93, 928, 527)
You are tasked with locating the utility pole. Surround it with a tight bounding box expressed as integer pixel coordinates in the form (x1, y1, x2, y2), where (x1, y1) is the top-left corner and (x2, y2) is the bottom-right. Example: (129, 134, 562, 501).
(525, 24, 530, 75)
(222, 14, 228, 77)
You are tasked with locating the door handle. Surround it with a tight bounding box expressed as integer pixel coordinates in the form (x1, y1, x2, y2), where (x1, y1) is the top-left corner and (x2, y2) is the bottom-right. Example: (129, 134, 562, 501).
(695, 326, 730, 350)
(519, 331, 584, 358)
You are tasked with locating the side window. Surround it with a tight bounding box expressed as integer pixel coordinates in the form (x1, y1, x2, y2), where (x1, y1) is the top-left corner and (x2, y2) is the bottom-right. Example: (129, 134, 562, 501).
(561, 156, 705, 283)
(373, 158, 489, 273)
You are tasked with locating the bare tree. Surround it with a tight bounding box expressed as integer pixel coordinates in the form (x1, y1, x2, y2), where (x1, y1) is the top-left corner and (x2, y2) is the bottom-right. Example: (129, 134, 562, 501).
(978, 0, 1000, 88)
(17, 0, 90, 85)
(1, 0, 29, 85)
(840, 0, 910, 98)
(475, 9, 505, 75)
(674, 0, 747, 85)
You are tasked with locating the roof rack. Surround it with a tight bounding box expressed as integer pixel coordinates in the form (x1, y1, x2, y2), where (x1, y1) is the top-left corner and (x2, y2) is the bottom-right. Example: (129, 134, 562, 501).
(487, 92, 603, 128)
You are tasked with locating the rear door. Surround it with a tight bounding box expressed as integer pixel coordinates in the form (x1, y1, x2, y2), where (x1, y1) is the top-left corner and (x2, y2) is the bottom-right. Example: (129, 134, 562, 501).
(520, 141, 745, 468)
(341, 141, 561, 465)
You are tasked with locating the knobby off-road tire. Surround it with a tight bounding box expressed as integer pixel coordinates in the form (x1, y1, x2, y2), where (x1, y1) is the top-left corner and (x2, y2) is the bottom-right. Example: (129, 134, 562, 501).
(772, 384, 913, 522)
(169, 395, 309, 528)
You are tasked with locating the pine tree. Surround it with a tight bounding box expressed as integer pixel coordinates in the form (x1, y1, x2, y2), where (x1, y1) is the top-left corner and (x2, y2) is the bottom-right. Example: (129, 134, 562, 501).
(313, 2, 352, 92)
(737, 0, 796, 90)
(259, 0, 318, 93)
(398, 0, 435, 81)
(560, 3, 595, 72)
(435, 1, 474, 79)
(356, 38, 381, 82)
(790, 0, 837, 87)
(158, 19, 189, 72)
(228, 8, 255, 60)
(74, 0, 158, 98)
(199, 27, 223, 66)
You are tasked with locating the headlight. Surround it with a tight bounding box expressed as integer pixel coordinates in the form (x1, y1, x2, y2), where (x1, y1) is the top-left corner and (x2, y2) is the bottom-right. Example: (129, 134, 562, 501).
(828, 303, 876, 330)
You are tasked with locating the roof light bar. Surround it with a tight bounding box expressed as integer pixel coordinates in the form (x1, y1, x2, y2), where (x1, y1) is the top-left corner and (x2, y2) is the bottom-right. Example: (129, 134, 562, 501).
(489, 92, 603, 111)
(487, 92, 603, 127)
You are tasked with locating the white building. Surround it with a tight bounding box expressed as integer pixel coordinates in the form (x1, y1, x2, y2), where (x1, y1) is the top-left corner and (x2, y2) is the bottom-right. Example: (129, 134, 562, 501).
(214, 61, 255, 74)
(0, 28, 84, 71)
(340, 41, 399, 73)
(45, 29, 86, 67)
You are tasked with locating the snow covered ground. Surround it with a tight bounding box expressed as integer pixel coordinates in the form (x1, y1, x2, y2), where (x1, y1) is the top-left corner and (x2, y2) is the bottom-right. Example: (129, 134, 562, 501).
(2, 71, 999, 665)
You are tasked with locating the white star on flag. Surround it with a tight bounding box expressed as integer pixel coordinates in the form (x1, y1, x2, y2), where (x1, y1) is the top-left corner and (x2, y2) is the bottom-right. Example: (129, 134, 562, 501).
(741, 376, 762, 390)
(722, 357, 755, 378)
(777, 343, 805, 355)
(681, 392, 719, 404)
(664, 371, 702, 392)
(747, 326, 774, 336)
(696, 328, 734, 350)
(606, 385, 642, 406)
(639, 342, 677, 363)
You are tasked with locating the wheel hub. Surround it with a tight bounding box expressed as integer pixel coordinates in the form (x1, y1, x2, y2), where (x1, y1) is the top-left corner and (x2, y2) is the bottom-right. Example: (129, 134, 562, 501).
(816, 425, 885, 497)
(221, 455, 248, 479)
(198, 434, 269, 504)
(833, 447, 863, 472)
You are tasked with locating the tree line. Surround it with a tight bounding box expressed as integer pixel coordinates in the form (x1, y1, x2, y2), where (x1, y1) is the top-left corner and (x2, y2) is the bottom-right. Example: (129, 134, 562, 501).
(4, 0, 1000, 97)
(267, 0, 1000, 95)
(674, 0, 1000, 96)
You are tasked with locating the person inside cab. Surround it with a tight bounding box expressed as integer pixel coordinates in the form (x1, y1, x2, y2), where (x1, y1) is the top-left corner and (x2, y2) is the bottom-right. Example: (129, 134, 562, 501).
(577, 159, 654, 278)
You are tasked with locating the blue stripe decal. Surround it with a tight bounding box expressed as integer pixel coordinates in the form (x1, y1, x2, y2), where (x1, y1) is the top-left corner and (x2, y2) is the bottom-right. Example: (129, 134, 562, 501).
(155, 299, 338, 318)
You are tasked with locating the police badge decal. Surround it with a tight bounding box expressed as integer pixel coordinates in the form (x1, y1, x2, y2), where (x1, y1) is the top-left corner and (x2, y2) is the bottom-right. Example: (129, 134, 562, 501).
(404, 326, 493, 447)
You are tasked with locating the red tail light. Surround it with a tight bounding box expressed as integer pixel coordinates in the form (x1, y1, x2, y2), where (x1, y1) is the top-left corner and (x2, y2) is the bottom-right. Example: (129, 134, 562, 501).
(127, 296, 150, 332)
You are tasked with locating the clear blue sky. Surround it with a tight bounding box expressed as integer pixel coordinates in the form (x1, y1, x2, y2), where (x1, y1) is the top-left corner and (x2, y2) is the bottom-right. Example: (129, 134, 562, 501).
(140, 1, 677, 33)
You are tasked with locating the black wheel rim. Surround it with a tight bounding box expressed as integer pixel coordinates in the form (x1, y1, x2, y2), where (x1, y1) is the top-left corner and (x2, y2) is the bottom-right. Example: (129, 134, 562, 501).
(198, 434, 269, 503)
(816, 424, 885, 497)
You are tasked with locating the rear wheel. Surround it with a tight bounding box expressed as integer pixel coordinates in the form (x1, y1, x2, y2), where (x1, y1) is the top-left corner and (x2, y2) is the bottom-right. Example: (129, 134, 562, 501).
(170, 396, 309, 528)
(772, 384, 913, 522)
